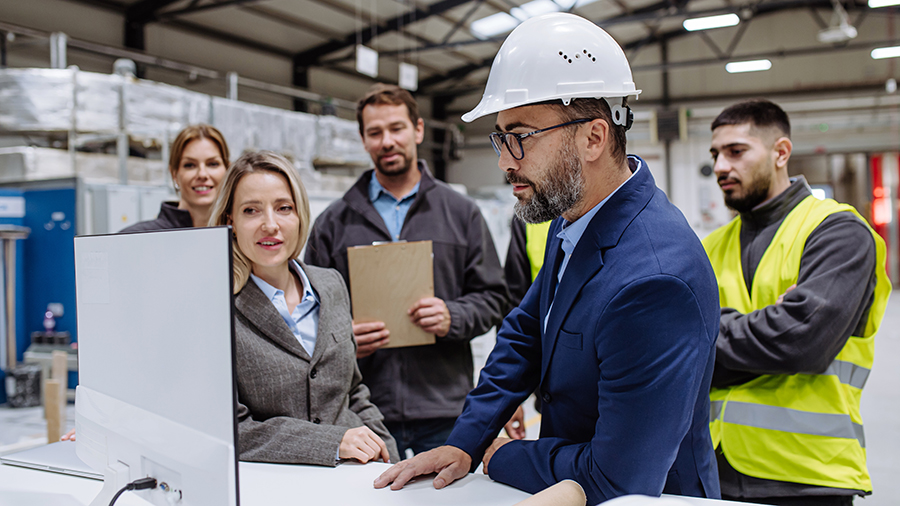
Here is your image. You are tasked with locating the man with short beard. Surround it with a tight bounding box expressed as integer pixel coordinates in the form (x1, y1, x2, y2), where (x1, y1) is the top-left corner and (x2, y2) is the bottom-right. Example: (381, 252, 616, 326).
(305, 83, 509, 457)
(704, 99, 890, 505)
(374, 13, 721, 504)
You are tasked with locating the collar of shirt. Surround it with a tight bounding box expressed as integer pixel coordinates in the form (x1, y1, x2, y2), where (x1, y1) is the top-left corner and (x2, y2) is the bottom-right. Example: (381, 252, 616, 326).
(368, 171, 421, 241)
(556, 155, 643, 257)
(368, 172, 421, 204)
(249, 259, 319, 309)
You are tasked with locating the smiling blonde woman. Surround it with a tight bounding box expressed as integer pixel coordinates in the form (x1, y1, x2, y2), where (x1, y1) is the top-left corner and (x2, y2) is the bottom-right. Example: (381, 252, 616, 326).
(210, 151, 399, 466)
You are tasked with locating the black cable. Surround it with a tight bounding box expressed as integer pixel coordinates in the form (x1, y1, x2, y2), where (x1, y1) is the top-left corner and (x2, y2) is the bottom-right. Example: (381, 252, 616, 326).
(109, 477, 158, 506)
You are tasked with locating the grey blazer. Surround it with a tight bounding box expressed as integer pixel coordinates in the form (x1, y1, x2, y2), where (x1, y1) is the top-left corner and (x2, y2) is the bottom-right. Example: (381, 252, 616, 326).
(234, 262, 400, 466)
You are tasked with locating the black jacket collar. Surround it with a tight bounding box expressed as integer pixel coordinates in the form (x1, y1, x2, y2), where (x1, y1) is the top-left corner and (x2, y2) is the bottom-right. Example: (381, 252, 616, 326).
(739, 176, 812, 231)
(158, 201, 194, 228)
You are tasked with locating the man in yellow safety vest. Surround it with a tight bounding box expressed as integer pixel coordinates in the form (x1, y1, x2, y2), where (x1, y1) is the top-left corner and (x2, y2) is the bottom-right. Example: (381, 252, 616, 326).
(505, 217, 553, 308)
(703, 99, 890, 506)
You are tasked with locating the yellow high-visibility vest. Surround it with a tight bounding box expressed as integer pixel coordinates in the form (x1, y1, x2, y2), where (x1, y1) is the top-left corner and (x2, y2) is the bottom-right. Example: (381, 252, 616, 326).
(702, 195, 890, 492)
(525, 221, 552, 282)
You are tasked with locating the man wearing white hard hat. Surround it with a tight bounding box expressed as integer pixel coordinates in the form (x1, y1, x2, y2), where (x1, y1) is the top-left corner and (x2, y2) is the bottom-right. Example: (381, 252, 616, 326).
(375, 13, 720, 504)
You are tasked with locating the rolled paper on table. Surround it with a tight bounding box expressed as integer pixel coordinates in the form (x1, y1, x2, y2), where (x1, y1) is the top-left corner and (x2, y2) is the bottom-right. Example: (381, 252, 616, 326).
(512, 479, 587, 506)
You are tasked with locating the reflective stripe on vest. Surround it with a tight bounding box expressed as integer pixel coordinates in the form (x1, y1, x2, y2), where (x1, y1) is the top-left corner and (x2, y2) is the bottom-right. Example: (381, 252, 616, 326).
(703, 194, 890, 492)
(711, 400, 866, 448)
(524, 221, 552, 282)
(823, 360, 870, 390)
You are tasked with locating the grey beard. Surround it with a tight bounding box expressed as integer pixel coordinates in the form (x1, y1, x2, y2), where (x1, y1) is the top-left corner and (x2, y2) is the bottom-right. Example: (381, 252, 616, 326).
(514, 146, 584, 224)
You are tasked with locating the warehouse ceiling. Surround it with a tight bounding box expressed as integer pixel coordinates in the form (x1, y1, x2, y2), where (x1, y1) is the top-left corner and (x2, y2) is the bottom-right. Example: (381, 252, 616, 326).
(21, 0, 900, 115)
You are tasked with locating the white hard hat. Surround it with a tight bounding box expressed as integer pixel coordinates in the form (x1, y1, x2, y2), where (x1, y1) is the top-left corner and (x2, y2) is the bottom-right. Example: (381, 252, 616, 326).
(461, 12, 641, 124)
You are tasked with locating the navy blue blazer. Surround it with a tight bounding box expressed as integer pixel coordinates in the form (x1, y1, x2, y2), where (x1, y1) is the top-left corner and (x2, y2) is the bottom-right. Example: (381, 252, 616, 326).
(446, 157, 720, 504)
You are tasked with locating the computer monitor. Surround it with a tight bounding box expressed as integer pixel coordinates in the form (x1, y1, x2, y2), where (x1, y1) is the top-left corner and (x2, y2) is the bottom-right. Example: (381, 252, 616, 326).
(73, 227, 239, 506)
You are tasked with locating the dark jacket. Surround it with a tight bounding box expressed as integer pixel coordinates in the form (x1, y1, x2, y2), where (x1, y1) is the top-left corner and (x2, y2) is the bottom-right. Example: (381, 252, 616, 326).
(234, 262, 399, 465)
(505, 217, 531, 308)
(446, 157, 721, 504)
(119, 202, 193, 233)
(304, 161, 509, 422)
(712, 177, 877, 499)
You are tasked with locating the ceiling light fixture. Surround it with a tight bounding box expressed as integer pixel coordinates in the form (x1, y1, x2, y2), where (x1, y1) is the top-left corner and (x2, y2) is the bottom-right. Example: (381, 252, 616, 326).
(470, 0, 600, 39)
(869, 0, 900, 7)
(872, 46, 900, 59)
(725, 59, 772, 73)
(471, 12, 520, 39)
(511, 0, 562, 20)
(683, 13, 740, 32)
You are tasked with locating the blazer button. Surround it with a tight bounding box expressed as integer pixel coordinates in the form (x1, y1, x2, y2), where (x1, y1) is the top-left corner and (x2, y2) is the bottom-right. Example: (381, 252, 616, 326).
(542, 392, 552, 404)
(310, 368, 318, 379)
(313, 417, 321, 424)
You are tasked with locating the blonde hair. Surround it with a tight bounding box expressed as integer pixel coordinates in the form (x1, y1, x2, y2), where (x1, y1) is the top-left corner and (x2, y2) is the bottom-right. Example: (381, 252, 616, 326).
(169, 124, 230, 189)
(209, 151, 311, 293)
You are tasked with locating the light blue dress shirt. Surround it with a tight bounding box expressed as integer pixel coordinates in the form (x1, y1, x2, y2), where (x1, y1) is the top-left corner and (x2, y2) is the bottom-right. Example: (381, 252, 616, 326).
(249, 260, 320, 357)
(368, 173, 420, 241)
(544, 158, 643, 332)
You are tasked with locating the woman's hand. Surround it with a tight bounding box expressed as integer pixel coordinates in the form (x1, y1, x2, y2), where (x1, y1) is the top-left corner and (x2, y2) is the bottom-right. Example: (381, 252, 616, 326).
(339, 426, 391, 463)
(503, 405, 526, 439)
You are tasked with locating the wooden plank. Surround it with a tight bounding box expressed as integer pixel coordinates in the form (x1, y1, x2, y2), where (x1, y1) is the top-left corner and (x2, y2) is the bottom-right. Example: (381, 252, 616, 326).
(5, 240, 16, 371)
(45, 379, 62, 443)
(51, 350, 68, 416)
(347, 240, 435, 349)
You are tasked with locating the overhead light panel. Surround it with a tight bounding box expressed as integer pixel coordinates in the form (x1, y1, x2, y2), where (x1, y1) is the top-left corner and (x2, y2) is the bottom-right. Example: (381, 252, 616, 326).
(725, 59, 772, 73)
(471, 0, 599, 39)
(471, 12, 520, 39)
(554, 0, 601, 9)
(511, 0, 561, 20)
(872, 46, 900, 59)
(683, 13, 740, 32)
(869, 0, 900, 7)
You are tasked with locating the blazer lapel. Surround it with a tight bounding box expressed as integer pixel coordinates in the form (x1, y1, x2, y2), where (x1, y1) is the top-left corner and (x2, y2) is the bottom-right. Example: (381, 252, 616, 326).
(540, 230, 604, 381)
(303, 263, 333, 367)
(235, 279, 312, 362)
(540, 219, 565, 332)
(539, 159, 657, 383)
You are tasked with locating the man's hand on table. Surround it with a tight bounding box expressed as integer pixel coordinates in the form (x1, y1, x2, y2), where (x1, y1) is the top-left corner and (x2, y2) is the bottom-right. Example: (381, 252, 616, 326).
(373, 445, 472, 491)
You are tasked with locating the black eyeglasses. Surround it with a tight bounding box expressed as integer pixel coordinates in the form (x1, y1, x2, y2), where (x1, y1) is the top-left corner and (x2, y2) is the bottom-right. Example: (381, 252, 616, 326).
(489, 119, 592, 160)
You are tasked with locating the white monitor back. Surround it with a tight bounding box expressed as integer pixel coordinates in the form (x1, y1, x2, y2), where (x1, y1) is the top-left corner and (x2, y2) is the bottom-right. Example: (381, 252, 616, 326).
(74, 227, 238, 506)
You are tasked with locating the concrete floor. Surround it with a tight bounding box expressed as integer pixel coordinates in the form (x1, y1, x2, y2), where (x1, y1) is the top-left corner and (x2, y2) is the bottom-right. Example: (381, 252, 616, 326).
(0, 290, 897, 503)
(859, 289, 900, 505)
(0, 404, 75, 455)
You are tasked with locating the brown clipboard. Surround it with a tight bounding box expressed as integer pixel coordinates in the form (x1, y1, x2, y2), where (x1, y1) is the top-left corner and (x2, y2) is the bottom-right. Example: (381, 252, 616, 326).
(347, 240, 436, 348)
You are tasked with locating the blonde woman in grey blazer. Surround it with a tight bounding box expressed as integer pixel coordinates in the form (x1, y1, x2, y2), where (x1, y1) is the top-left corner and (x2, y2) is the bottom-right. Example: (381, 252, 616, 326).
(211, 151, 399, 466)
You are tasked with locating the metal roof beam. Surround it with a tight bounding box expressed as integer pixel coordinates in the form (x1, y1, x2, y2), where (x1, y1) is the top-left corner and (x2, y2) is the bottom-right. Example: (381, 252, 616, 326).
(631, 36, 900, 73)
(419, 0, 864, 91)
(157, 0, 269, 19)
(292, 0, 473, 68)
(125, 0, 183, 23)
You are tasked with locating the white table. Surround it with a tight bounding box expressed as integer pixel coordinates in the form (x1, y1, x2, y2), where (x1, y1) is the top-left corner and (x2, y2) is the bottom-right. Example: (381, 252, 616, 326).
(0, 459, 532, 506)
(0, 456, 761, 506)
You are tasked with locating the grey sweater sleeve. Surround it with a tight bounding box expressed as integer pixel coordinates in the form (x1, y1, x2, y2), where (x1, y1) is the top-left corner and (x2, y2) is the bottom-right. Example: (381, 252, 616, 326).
(712, 212, 877, 388)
